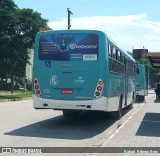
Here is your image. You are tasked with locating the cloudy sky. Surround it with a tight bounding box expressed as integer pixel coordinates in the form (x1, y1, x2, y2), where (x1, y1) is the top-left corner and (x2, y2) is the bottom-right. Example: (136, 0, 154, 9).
(48, 14, 160, 52)
(14, 0, 160, 52)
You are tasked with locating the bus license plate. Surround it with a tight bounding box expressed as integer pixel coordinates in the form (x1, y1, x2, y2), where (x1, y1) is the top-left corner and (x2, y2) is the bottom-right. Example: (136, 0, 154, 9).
(61, 89, 73, 94)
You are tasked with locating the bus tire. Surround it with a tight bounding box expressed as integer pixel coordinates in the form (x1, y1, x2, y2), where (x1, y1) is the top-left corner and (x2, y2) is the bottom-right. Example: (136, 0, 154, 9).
(141, 96, 145, 101)
(129, 93, 134, 108)
(63, 110, 79, 118)
(137, 95, 145, 102)
(128, 103, 133, 109)
(115, 96, 122, 120)
(132, 92, 135, 103)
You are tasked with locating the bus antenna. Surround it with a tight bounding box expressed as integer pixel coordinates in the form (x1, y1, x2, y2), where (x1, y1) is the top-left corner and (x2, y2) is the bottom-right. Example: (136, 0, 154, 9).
(67, 8, 73, 30)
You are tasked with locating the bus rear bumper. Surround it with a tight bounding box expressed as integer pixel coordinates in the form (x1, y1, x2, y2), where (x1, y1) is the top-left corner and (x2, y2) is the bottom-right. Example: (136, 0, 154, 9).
(33, 95, 108, 111)
(136, 90, 145, 96)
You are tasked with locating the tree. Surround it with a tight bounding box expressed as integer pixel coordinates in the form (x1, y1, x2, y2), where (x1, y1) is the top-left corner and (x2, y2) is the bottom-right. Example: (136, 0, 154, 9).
(0, 0, 48, 92)
(10, 8, 48, 93)
(0, 0, 17, 89)
(136, 56, 151, 69)
(14, 8, 48, 49)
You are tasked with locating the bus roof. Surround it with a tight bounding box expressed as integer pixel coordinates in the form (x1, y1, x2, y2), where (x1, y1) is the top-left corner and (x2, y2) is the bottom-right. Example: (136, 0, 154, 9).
(37, 29, 100, 34)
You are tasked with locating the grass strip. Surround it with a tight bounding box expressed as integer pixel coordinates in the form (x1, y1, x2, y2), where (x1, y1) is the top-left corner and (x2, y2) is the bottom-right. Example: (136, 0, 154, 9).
(0, 90, 32, 102)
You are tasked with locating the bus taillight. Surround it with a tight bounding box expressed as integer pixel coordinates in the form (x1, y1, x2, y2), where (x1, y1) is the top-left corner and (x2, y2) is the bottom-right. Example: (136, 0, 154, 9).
(35, 85, 39, 89)
(99, 81, 103, 85)
(34, 78, 42, 97)
(97, 86, 102, 91)
(93, 79, 104, 99)
(140, 84, 144, 90)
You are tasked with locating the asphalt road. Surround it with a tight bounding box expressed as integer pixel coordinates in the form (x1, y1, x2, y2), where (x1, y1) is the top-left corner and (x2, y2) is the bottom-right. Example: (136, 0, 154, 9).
(0, 96, 146, 155)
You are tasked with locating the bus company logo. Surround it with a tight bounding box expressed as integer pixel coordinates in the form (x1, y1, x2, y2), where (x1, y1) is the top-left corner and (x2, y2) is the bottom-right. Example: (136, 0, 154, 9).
(70, 44, 97, 50)
(75, 76, 85, 84)
(50, 75, 58, 86)
(70, 44, 76, 49)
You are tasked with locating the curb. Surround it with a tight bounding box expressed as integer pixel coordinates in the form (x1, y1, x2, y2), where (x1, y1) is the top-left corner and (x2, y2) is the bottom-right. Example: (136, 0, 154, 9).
(0, 97, 32, 103)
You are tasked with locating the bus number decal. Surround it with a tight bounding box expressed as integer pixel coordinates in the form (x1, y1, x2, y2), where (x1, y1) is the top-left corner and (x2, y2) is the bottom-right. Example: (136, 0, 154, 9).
(43, 89, 50, 94)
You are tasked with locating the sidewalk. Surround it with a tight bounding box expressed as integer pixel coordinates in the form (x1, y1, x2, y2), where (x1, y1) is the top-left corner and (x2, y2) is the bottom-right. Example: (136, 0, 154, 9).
(93, 90, 160, 155)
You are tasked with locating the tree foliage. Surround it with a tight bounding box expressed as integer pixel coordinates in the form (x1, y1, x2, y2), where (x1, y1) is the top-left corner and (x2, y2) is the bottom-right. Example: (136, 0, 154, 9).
(0, 0, 48, 91)
(0, 0, 17, 78)
(136, 56, 151, 69)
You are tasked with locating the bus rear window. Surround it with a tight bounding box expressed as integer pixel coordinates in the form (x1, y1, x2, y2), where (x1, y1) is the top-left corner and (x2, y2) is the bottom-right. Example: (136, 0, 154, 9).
(38, 33, 98, 61)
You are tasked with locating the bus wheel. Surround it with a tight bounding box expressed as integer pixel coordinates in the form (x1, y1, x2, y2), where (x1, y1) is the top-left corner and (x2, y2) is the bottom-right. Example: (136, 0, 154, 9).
(141, 96, 145, 102)
(128, 103, 133, 109)
(115, 98, 122, 120)
(63, 110, 80, 118)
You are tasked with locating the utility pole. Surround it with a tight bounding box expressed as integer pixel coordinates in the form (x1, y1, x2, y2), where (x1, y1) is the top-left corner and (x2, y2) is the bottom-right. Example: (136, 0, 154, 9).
(67, 8, 73, 29)
(143, 46, 150, 93)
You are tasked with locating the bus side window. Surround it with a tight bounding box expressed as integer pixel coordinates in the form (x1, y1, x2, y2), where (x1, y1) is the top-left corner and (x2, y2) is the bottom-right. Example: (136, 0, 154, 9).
(128, 60, 130, 68)
(124, 58, 127, 75)
(134, 65, 136, 75)
(112, 47, 116, 60)
(120, 53, 124, 64)
(108, 43, 113, 72)
(137, 67, 139, 74)
(109, 58, 113, 71)
(108, 43, 112, 57)
(116, 49, 118, 60)
(117, 50, 120, 62)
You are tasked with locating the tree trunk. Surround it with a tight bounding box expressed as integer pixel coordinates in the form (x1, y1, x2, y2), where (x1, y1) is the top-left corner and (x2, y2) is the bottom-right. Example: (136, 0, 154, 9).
(24, 77, 27, 92)
(0, 77, 3, 90)
(11, 75, 14, 94)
